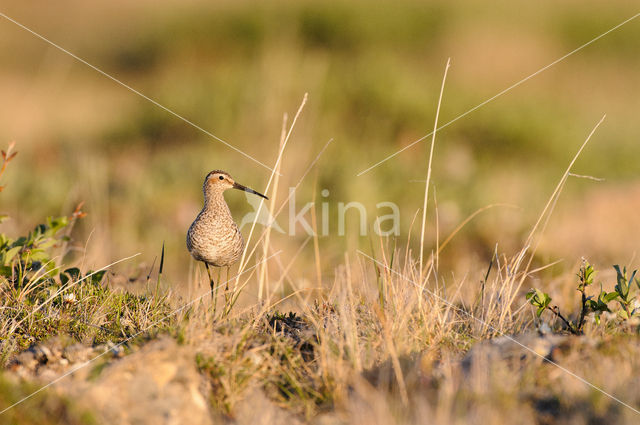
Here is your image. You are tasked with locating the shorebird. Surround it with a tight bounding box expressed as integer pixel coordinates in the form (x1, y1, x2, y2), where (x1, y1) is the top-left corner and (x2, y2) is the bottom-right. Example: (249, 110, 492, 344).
(187, 170, 268, 295)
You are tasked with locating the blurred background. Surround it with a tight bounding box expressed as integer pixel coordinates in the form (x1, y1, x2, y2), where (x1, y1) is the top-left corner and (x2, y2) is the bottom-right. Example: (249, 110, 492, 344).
(0, 0, 639, 291)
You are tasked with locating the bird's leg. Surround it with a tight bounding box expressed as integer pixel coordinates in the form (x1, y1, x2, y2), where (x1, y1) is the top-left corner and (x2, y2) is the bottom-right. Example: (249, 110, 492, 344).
(204, 263, 215, 299)
(223, 266, 230, 305)
(225, 267, 230, 293)
(214, 267, 222, 315)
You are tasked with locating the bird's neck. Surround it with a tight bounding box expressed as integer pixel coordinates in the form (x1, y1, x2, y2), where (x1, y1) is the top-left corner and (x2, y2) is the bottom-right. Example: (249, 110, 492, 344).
(203, 191, 232, 217)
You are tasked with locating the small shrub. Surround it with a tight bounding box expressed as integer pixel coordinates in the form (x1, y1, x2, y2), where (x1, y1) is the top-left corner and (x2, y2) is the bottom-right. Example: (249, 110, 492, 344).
(527, 259, 640, 334)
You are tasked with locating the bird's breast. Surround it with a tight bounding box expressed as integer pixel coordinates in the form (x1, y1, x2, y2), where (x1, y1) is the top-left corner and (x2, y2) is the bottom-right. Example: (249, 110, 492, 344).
(186, 212, 245, 267)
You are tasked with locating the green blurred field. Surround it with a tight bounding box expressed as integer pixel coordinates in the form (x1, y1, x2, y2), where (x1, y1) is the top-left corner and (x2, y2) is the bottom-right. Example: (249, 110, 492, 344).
(1, 0, 639, 286)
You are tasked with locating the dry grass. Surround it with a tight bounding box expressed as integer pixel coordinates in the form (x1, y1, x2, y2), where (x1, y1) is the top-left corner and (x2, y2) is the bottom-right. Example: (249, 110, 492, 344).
(174, 238, 639, 424)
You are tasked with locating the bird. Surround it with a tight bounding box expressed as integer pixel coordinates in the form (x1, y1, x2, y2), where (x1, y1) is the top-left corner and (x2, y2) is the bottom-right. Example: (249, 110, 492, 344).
(187, 170, 268, 296)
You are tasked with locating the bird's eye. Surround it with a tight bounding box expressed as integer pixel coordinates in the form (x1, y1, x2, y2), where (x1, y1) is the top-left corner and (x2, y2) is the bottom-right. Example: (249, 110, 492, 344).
(219, 175, 224, 180)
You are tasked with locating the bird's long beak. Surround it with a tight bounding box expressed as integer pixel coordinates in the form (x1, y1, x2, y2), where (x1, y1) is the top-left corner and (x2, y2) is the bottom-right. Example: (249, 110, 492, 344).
(233, 182, 269, 200)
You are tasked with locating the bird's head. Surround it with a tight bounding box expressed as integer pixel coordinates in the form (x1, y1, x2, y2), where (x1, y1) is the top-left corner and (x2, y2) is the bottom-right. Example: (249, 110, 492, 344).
(203, 170, 268, 200)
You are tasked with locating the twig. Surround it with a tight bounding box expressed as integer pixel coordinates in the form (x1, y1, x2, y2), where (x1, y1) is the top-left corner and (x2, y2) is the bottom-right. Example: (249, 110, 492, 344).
(551, 306, 579, 335)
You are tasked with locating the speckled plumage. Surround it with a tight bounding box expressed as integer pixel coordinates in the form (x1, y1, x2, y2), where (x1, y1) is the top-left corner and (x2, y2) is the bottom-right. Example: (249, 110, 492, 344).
(187, 170, 267, 278)
(187, 171, 245, 267)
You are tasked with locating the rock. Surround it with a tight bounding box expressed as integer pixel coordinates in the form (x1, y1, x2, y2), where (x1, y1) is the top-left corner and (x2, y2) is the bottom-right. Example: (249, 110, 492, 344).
(462, 332, 570, 372)
(62, 343, 94, 364)
(65, 337, 213, 425)
(106, 341, 125, 358)
(234, 389, 303, 425)
(31, 345, 52, 365)
(13, 350, 37, 370)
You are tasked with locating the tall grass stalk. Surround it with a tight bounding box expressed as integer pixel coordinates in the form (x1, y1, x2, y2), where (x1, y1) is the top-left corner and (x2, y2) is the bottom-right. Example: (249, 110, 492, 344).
(419, 58, 451, 282)
(233, 94, 307, 297)
(257, 113, 289, 300)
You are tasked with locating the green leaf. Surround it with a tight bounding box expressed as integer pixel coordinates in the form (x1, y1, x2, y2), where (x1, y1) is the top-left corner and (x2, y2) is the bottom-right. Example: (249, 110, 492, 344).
(87, 270, 107, 286)
(577, 261, 595, 290)
(540, 291, 551, 307)
(585, 266, 594, 283)
(13, 236, 27, 246)
(64, 267, 81, 281)
(527, 288, 551, 314)
(526, 290, 535, 301)
(614, 264, 623, 276)
(3, 246, 22, 266)
(0, 234, 11, 247)
(45, 216, 69, 236)
(36, 239, 57, 250)
(29, 251, 50, 263)
(614, 264, 630, 300)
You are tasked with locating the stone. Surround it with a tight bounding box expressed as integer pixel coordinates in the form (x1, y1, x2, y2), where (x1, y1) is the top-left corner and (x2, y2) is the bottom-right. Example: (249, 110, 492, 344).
(65, 337, 214, 425)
